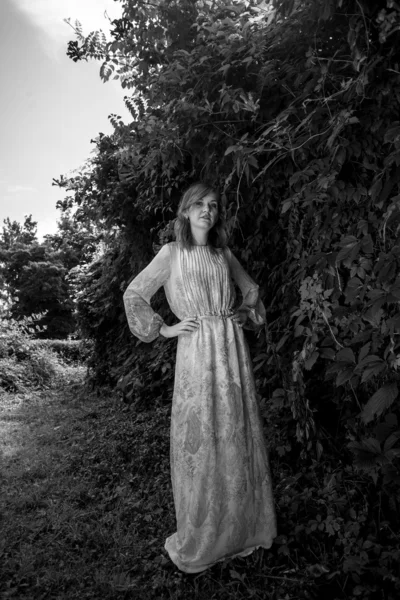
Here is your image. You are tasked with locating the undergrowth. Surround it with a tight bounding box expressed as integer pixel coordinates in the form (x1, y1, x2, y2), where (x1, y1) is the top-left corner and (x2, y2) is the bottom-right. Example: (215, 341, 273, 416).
(0, 316, 87, 392)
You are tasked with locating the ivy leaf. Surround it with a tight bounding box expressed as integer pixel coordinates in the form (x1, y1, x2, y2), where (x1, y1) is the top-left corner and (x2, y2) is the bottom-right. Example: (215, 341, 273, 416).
(361, 383, 398, 424)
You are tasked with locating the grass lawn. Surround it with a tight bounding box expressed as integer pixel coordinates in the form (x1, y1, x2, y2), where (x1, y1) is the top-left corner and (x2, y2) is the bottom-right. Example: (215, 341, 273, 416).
(0, 370, 298, 600)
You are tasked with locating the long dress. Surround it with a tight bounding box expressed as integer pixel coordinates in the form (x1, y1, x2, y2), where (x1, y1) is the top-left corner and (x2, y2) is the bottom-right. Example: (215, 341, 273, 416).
(123, 241, 277, 573)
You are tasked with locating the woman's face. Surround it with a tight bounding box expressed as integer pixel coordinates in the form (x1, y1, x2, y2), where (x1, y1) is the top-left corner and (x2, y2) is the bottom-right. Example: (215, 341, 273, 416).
(186, 194, 219, 232)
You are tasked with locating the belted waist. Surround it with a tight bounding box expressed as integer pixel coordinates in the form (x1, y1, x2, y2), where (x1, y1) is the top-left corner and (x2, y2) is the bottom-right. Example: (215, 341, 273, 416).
(188, 309, 234, 319)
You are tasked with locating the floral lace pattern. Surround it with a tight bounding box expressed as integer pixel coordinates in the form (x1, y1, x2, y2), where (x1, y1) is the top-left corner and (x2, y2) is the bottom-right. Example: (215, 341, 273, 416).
(123, 242, 277, 573)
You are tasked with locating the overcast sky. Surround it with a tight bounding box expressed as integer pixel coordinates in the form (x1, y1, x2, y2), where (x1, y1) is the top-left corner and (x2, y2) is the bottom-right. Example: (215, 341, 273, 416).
(0, 0, 131, 239)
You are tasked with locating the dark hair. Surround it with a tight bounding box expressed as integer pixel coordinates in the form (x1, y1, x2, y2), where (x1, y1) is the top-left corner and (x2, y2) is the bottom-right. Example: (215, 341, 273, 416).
(174, 182, 227, 251)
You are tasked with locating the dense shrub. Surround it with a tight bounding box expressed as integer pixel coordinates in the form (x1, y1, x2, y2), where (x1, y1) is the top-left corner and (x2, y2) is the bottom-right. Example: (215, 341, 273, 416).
(63, 0, 400, 458)
(43, 339, 92, 364)
(0, 316, 68, 392)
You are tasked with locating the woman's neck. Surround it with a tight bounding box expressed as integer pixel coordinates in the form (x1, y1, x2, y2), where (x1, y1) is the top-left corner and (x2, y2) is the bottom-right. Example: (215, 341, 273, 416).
(191, 231, 209, 246)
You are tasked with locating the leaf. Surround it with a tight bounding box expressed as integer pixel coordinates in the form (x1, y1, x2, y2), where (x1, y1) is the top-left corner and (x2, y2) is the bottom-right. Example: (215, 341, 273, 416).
(360, 359, 386, 383)
(230, 569, 245, 582)
(369, 179, 382, 202)
(358, 343, 371, 364)
(361, 383, 399, 424)
(218, 64, 230, 75)
(348, 438, 382, 471)
(361, 235, 373, 254)
(336, 367, 354, 386)
(276, 334, 289, 351)
(305, 351, 319, 370)
(224, 145, 239, 156)
(336, 348, 356, 364)
(358, 354, 383, 368)
(384, 431, 400, 452)
(337, 241, 360, 263)
(320, 347, 336, 360)
(281, 199, 292, 214)
(272, 388, 285, 398)
(338, 235, 358, 246)
(384, 125, 400, 144)
(344, 277, 363, 303)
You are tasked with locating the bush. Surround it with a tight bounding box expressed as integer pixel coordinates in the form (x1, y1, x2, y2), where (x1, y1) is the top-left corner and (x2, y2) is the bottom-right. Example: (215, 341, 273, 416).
(41, 339, 92, 364)
(0, 316, 68, 392)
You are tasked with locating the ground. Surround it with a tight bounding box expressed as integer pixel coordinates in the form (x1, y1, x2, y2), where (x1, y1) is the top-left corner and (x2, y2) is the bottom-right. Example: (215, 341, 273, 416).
(0, 369, 293, 600)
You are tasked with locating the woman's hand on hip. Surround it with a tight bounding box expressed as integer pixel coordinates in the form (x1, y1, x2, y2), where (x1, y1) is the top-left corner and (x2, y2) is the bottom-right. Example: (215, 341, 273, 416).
(160, 318, 199, 338)
(231, 312, 247, 327)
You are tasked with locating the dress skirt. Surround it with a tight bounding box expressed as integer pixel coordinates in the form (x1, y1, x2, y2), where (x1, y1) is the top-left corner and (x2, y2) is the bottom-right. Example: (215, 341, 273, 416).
(164, 314, 276, 573)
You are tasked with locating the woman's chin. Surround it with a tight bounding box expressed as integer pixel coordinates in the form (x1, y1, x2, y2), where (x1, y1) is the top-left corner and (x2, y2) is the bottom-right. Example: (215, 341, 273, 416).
(197, 220, 213, 229)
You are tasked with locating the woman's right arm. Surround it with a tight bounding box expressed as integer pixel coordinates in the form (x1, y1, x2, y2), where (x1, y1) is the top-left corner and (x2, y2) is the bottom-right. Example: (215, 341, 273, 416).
(123, 244, 171, 343)
(123, 244, 199, 341)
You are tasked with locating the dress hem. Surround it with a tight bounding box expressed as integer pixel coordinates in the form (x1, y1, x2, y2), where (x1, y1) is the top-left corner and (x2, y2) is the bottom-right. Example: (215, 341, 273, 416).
(164, 537, 275, 574)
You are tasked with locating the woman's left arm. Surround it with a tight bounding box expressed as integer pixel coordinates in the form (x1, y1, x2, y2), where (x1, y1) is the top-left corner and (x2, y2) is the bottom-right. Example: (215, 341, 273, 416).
(225, 247, 266, 330)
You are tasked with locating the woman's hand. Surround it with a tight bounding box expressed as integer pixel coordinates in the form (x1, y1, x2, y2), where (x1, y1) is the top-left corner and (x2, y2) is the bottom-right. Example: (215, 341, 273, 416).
(160, 318, 199, 338)
(230, 311, 247, 327)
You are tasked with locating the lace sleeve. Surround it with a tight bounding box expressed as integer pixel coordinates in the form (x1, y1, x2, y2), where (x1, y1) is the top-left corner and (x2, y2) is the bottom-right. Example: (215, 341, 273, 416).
(123, 244, 171, 342)
(225, 248, 266, 329)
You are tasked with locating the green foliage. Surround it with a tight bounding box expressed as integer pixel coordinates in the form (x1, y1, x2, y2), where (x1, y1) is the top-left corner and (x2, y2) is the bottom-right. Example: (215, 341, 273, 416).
(64, 0, 400, 434)
(43, 339, 92, 364)
(0, 316, 68, 391)
(59, 1, 400, 593)
(0, 208, 99, 339)
(0, 220, 74, 338)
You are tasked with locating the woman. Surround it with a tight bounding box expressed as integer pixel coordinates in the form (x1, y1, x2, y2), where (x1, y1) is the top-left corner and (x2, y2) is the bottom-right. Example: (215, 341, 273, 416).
(123, 182, 277, 573)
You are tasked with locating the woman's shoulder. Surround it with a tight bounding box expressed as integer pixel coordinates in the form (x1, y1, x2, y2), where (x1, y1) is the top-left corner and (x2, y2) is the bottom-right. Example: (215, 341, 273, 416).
(221, 245, 232, 257)
(156, 241, 178, 252)
(157, 241, 179, 259)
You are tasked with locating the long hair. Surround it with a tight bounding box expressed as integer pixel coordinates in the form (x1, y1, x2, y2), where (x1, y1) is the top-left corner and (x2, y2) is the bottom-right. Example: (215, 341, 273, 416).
(174, 182, 227, 251)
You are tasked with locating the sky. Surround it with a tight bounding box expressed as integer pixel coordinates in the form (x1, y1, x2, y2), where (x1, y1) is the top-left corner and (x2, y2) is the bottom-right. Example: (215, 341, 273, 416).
(0, 0, 131, 240)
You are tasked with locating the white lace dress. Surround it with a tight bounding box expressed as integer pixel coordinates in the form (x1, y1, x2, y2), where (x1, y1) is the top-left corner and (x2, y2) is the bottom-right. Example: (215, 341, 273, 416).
(123, 241, 276, 573)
